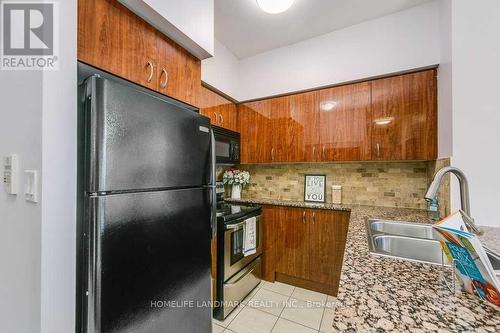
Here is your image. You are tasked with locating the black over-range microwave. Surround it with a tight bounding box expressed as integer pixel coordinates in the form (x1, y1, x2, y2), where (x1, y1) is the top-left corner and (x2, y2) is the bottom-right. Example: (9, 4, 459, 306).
(212, 126, 240, 165)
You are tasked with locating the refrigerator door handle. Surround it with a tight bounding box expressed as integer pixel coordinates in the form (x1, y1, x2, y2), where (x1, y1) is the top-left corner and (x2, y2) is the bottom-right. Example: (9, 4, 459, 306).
(210, 130, 217, 240)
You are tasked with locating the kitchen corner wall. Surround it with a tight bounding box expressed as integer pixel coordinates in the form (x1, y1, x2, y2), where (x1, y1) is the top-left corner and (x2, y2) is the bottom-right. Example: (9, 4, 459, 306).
(233, 159, 451, 213)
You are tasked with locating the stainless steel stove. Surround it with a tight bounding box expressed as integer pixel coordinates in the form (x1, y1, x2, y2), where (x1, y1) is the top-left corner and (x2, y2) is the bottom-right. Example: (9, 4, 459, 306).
(214, 182, 262, 320)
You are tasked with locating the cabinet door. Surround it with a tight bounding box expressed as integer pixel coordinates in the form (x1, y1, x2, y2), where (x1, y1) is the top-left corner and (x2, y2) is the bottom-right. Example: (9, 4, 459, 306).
(371, 70, 437, 160)
(288, 91, 320, 162)
(78, 0, 158, 91)
(275, 207, 309, 280)
(308, 210, 350, 289)
(319, 82, 372, 161)
(199, 86, 223, 125)
(238, 101, 272, 163)
(268, 96, 290, 162)
(157, 32, 201, 107)
(217, 104, 238, 132)
(199, 87, 238, 131)
(261, 206, 279, 281)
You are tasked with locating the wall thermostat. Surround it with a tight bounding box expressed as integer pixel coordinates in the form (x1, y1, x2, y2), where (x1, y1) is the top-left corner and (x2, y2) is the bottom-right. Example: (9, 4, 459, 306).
(3, 154, 19, 195)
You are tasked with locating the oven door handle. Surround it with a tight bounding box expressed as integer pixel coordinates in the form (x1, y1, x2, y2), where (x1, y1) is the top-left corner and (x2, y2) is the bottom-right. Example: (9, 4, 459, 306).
(226, 220, 247, 230)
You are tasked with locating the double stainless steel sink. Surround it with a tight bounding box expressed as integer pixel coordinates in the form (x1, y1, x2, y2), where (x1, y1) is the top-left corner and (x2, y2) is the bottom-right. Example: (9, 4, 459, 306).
(366, 219, 500, 273)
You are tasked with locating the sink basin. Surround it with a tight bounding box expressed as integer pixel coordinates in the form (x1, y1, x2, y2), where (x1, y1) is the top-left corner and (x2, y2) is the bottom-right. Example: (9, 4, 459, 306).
(487, 248, 500, 271)
(367, 219, 500, 271)
(370, 234, 449, 265)
(370, 219, 439, 239)
(366, 219, 448, 266)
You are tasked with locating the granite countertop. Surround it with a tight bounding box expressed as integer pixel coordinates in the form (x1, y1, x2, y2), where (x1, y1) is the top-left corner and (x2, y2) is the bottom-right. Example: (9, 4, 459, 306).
(229, 198, 500, 332)
(229, 198, 352, 212)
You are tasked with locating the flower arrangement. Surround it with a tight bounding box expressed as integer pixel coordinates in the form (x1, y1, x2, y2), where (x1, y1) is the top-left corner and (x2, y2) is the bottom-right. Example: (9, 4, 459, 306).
(223, 169, 250, 186)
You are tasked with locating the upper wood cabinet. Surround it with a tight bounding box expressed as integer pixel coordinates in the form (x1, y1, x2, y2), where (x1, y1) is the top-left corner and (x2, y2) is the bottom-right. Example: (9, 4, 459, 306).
(238, 93, 319, 163)
(318, 82, 372, 161)
(371, 70, 437, 160)
(238, 69, 437, 163)
(288, 92, 320, 162)
(199, 87, 238, 132)
(78, 0, 201, 107)
(238, 100, 272, 163)
(156, 33, 201, 107)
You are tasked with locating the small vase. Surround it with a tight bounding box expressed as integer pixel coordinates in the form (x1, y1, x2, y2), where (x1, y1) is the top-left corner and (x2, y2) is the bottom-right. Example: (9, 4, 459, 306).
(231, 184, 242, 199)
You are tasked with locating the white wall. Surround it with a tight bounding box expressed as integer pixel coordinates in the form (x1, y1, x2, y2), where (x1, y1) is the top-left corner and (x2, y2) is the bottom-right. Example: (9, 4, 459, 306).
(40, 0, 78, 331)
(202, 39, 241, 99)
(0, 1, 77, 332)
(0, 71, 43, 333)
(437, 0, 453, 158)
(238, 1, 440, 100)
(450, 0, 500, 227)
(202, 1, 441, 102)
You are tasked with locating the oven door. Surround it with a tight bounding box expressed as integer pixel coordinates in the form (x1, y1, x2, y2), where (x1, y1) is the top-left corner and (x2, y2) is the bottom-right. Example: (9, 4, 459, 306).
(223, 215, 262, 281)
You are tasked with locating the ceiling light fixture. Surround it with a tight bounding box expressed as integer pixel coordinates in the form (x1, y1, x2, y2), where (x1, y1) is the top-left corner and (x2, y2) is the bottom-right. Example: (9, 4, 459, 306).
(256, 0, 295, 14)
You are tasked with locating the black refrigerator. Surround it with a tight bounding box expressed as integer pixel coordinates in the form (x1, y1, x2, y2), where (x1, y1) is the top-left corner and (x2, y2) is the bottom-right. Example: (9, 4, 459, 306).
(77, 74, 215, 333)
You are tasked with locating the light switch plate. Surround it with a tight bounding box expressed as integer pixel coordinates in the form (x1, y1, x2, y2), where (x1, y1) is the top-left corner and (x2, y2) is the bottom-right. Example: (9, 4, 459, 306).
(3, 154, 18, 195)
(24, 170, 38, 203)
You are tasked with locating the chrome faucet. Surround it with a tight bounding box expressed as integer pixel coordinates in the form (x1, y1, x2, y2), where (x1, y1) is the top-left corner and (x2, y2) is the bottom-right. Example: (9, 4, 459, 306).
(425, 166, 483, 235)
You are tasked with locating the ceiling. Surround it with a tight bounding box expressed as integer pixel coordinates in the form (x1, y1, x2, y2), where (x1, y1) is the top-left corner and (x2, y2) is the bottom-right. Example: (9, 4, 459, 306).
(215, 0, 434, 59)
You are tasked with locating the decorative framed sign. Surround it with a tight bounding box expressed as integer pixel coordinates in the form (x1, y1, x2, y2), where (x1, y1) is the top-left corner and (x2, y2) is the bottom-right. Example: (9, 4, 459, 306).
(304, 174, 326, 203)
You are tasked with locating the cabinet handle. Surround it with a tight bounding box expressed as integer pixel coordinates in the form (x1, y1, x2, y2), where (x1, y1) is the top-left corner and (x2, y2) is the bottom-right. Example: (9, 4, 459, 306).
(271, 148, 275, 161)
(376, 143, 381, 158)
(146, 61, 154, 83)
(312, 211, 316, 224)
(312, 146, 316, 159)
(213, 112, 218, 124)
(160, 68, 168, 88)
(322, 146, 326, 159)
(302, 211, 306, 224)
(219, 113, 224, 125)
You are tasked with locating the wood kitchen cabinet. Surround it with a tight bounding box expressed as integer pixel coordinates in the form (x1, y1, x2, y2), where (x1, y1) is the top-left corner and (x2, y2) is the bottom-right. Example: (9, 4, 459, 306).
(156, 33, 201, 107)
(318, 82, 372, 161)
(371, 70, 437, 160)
(238, 92, 319, 163)
(199, 86, 238, 131)
(238, 96, 290, 163)
(238, 100, 272, 163)
(238, 69, 437, 163)
(261, 205, 279, 281)
(288, 91, 320, 162)
(275, 207, 309, 280)
(78, 0, 201, 107)
(262, 205, 350, 296)
(308, 209, 350, 289)
(268, 96, 290, 162)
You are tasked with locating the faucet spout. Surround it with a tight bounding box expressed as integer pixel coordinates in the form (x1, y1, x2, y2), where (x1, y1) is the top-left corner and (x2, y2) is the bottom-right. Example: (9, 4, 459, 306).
(425, 166, 482, 235)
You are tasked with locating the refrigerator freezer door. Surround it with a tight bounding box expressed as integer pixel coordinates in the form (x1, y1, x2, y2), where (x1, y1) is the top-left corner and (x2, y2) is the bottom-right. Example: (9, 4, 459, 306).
(82, 76, 211, 192)
(84, 189, 212, 333)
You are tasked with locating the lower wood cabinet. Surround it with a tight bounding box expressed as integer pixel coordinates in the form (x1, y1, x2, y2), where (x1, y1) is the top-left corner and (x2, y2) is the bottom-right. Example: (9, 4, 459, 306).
(262, 205, 350, 296)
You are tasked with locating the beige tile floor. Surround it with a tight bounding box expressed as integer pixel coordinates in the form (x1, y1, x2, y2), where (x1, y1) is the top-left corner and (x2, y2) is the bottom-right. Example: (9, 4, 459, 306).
(213, 281, 338, 333)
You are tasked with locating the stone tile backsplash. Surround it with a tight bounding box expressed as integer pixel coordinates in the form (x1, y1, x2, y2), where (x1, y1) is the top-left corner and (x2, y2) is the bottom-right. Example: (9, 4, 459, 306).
(233, 161, 451, 211)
